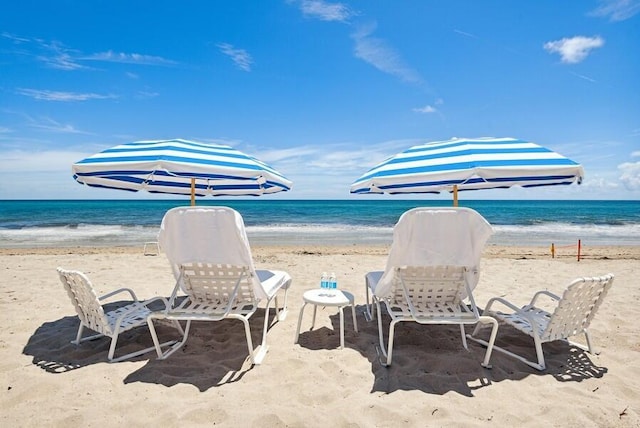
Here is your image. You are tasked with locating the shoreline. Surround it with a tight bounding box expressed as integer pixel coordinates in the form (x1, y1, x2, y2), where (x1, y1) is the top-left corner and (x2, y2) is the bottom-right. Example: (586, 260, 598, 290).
(2, 243, 639, 260)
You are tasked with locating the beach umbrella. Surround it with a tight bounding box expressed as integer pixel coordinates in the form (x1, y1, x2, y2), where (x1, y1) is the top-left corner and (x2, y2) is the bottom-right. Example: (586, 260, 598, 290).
(350, 137, 583, 205)
(72, 138, 292, 205)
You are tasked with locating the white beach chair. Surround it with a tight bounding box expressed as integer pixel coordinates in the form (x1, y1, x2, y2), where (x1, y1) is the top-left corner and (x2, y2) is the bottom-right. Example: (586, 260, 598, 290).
(469, 274, 614, 370)
(57, 267, 180, 362)
(365, 207, 498, 367)
(148, 206, 292, 364)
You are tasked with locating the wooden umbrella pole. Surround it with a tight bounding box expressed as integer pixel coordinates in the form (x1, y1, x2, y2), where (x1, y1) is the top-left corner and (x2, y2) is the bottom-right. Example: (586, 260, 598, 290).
(453, 184, 458, 207)
(190, 178, 195, 206)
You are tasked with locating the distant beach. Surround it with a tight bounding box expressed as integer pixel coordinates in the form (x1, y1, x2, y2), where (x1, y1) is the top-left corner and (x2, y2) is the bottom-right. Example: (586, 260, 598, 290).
(1, 199, 638, 248)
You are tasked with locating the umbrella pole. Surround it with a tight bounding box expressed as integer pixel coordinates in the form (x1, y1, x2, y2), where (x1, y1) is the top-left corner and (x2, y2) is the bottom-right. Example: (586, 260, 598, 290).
(453, 185, 458, 207)
(190, 178, 195, 206)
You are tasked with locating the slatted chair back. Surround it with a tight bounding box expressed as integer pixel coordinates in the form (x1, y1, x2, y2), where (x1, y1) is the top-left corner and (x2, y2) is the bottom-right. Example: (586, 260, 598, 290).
(180, 263, 256, 308)
(58, 269, 112, 336)
(392, 266, 468, 317)
(543, 275, 614, 342)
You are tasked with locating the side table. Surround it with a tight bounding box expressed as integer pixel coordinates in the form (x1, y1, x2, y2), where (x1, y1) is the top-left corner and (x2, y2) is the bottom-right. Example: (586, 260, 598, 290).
(294, 288, 358, 349)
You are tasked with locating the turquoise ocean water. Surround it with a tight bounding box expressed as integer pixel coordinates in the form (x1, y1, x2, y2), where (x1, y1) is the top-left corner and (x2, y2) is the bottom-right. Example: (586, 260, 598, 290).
(0, 199, 638, 248)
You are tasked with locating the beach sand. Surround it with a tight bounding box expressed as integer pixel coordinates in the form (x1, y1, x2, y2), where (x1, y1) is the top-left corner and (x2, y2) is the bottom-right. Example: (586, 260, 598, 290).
(1, 244, 639, 427)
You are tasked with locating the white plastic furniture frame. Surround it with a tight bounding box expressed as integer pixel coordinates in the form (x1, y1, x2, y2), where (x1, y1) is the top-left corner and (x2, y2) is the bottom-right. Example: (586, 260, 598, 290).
(294, 289, 358, 349)
(143, 241, 159, 256)
(57, 267, 180, 362)
(373, 266, 498, 367)
(148, 262, 269, 364)
(469, 274, 614, 371)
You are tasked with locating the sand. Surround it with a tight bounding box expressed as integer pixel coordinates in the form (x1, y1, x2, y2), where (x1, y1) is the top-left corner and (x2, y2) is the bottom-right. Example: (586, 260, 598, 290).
(1, 244, 639, 427)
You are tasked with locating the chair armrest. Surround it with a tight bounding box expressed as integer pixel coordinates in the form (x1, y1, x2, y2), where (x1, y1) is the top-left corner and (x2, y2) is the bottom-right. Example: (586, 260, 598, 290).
(483, 296, 522, 314)
(98, 287, 139, 302)
(529, 290, 560, 306)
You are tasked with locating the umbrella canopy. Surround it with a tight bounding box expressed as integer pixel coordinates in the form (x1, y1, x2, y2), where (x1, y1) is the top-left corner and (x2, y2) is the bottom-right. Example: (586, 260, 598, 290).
(351, 137, 583, 204)
(73, 139, 292, 203)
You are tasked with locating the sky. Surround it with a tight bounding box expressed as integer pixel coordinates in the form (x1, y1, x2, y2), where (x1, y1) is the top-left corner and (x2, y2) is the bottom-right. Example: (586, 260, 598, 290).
(1, 0, 639, 201)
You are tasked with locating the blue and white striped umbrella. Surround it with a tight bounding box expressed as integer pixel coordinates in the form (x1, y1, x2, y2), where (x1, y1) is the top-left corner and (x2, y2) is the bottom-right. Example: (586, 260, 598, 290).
(73, 139, 292, 201)
(351, 137, 583, 200)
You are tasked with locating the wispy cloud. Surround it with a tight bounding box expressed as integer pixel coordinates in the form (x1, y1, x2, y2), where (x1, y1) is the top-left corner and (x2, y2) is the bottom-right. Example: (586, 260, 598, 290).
(217, 43, 253, 72)
(589, 0, 640, 21)
(543, 36, 605, 64)
(296, 0, 355, 22)
(135, 90, 160, 99)
(413, 99, 443, 114)
(351, 23, 422, 84)
(82, 51, 177, 66)
(2, 32, 177, 69)
(26, 116, 91, 134)
(569, 71, 597, 83)
(631, 151, 640, 157)
(453, 29, 478, 39)
(413, 105, 437, 114)
(17, 88, 117, 102)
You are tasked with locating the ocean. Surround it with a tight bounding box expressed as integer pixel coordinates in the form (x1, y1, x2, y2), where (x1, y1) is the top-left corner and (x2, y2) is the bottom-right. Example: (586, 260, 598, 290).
(0, 199, 638, 248)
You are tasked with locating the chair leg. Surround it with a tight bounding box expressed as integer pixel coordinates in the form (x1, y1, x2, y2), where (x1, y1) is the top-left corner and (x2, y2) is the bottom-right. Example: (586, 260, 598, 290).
(477, 316, 498, 369)
(364, 285, 374, 322)
(375, 301, 396, 367)
(533, 335, 546, 370)
(294, 303, 308, 345)
(147, 315, 191, 360)
(240, 317, 257, 365)
(460, 324, 469, 350)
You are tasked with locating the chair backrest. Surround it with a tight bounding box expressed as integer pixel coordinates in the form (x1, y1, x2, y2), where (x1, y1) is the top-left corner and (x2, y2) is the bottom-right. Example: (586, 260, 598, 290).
(158, 206, 268, 300)
(375, 207, 493, 298)
(57, 268, 111, 335)
(393, 265, 469, 311)
(543, 274, 615, 341)
(180, 263, 256, 306)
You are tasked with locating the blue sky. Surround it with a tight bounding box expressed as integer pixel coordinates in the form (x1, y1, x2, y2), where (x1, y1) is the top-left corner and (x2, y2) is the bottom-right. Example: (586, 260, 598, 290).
(1, 0, 639, 201)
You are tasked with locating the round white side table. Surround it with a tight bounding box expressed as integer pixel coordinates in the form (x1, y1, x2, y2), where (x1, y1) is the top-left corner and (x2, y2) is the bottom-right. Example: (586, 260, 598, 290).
(294, 288, 358, 349)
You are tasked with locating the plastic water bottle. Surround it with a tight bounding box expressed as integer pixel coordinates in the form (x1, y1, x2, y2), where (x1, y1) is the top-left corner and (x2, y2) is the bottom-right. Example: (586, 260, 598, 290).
(329, 272, 337, 289)
(320, 272, 328, 289)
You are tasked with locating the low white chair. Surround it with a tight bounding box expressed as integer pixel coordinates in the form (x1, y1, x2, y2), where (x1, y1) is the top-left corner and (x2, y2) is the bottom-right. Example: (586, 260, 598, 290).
(366, 207, 497, 367)
(57, 267, 180, 362)
(469, 274, 614, 370)
(150, 206, 292, 364)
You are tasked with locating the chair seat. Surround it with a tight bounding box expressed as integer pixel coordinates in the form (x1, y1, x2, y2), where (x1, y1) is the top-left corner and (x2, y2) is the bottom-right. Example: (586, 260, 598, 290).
(104, 302, 153, 334)
(492, 305, 552, 338)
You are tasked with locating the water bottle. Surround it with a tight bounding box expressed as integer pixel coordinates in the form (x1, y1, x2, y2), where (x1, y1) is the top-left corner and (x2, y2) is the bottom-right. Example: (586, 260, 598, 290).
(329, 272, 337, 289)
(320, 272, 328, 289)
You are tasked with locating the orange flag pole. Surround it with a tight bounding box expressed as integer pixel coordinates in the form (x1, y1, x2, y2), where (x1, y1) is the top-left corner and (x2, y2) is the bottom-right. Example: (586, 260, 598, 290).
(190, 178, 196, 206)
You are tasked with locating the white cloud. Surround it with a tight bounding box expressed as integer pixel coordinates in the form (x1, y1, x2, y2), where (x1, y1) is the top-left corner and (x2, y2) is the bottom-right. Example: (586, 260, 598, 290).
(589, 0, 640, 21)
(351, 23, 422, 84)
(569, 71, 597, 83)
(297, 0, 355, 22)
(413, 105, 437, 114)
(25, 116, 91, 134)
(619, 161, 640, 190)
(217, 43, 253, 72)
(543, 36, 604, 64)
(0, 149, 87, 173)
(632, 151, 640, 157)
(17, 88, 117, 102)
(82, 51, 177, 66)
(135, 90, 160, 99)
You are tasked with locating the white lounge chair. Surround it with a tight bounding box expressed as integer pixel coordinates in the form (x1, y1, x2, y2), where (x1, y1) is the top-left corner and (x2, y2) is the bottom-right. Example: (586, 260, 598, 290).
(57, 267, 180, 362)
(366, 207, 498, 367)
(148, 206, 292, 364)
(469, 274, 614, 370)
